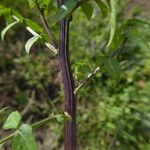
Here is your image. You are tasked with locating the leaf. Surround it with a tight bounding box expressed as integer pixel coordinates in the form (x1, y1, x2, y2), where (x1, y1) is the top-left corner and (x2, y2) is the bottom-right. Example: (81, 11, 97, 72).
(27, 0, 36, 8)
(1, 20, 20, 41)
(40, 33, 50, 42)
(94, 0, 108, 18)
(64, 112, 72, 121)
(56, 0, 79, 21)
(25, 35, 40, 54)
(0, 6, 43, 33)
(0, 5, 23, 20)
(121, 130, 136, 142)
(56, 114, 65, 123)
(106, 122, 116, 130)
(127, 18, 150, 27)
(3, 111, 22, 130)
(107, 0, 116, 46)
(41, 0, 52, 6)
(40, 0, 52, 10)
(132, 37, 150, 50)
(11, 10, 24, 20)
(0, 5, 11, 16)
(23, 19, 43, 33)
(81, 2, 93, 20)
(12, 124, 38, 150)
(104, 58, 121, 80)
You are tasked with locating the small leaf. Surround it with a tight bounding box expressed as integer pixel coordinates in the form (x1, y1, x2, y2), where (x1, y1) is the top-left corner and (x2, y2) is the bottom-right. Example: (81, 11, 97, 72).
(26, 27, 39, 37)
(0, 5, 11, 16)
(81, 2, 93, 20)
(40, 0, 52, 13)
(25, 35, 40, 54)
(106, 122, 116, 130)
(56, 114, 65, 123)
(23, 19, 43, 33)
(107, 0, 116, 46)
(0, 5, 23, 20)
(12, 124, 38, 150)
(12, 10, 24, 20)
(121, 130, 136, 142)
(27, 0, 36, 8)
(1, 20, 20, 41)
(127, 18, 150, 27)
(64, 112, 72, 121)
(94, 0, 108, 18)
(56, 0, 79, 21)
(3, 111, 22, 130)
(104, 58, 121, 80)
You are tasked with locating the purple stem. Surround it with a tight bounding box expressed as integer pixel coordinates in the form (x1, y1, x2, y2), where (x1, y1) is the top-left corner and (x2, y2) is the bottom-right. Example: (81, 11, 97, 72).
(57, 1, 76, 150)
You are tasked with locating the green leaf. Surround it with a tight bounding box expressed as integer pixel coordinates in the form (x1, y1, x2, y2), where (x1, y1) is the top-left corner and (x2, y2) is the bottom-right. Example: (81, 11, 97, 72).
(56, 114, 65, 123)
(107, 0, 116, 46)
(25, 35, 40, 54)
(132, 37, 150, 50)
(56, 0, 79, 21)
(11, 10, 24, 20)
(127, 18, 150, 27)
(0, 5, 11, 16)
(121, 130, 136, 142)
(3, 111, 22, 130)
(81, 2, 93, 20)
(40, 33, 50, 42)
(64, 112, 72, 121)
(12, 124, 38, 150)
(104, 58, 120, 80)
(27, 0, 36, 8)
(23, 19, 43, 33)
(0, 6, 43, 33)
(94, 0, 108, 18)
(40, 0, 52, 10)
(1, 20, 20, 41)
(41, 0, 52, 6)
(0, 5, 23, 20)
(106, 122, 116, 130)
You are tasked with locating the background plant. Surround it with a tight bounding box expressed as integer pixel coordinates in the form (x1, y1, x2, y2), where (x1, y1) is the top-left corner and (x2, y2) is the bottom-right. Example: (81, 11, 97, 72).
(0, 0, 150, 150)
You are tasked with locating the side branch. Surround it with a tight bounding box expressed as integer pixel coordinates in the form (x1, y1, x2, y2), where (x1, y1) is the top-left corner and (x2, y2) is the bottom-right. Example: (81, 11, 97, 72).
(74, 67, 100, 94)
(74, 37, 128, 93)
(39, 13, 58, 49)
(35, 0, 58, 49)
(0, 113, 70, 145)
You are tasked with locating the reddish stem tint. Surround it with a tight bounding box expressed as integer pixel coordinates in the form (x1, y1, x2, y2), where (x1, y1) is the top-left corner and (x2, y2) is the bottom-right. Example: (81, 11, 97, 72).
(57, 1, 76, 150)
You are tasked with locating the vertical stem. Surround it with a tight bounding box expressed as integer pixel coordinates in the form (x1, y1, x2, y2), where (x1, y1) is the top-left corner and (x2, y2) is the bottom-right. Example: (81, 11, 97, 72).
(57, 1, 76, 150)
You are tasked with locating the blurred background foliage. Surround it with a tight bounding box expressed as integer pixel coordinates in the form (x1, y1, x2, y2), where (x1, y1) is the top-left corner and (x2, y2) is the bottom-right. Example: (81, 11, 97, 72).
(0, 0, 150, 150)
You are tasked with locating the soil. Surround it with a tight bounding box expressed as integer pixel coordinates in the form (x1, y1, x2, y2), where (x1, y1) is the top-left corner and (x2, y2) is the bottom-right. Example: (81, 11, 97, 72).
(127, 0, 150, 18)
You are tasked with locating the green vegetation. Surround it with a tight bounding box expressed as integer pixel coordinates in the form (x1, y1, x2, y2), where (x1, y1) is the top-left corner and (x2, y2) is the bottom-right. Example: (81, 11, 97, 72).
(0, 0, 150, 150)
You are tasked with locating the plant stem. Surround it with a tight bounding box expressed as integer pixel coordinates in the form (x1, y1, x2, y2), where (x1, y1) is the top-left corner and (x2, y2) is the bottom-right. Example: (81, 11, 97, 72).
(40, 14, 58, 48)
(57, 1, 76, 149)
(74, 37, 128, 93)
(0, 114, 55, 145)
(35, 0, 58, 49)
(74, 67, 100, 94)
(0, 132, 17, 145)
(31, 115, 55, 129)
